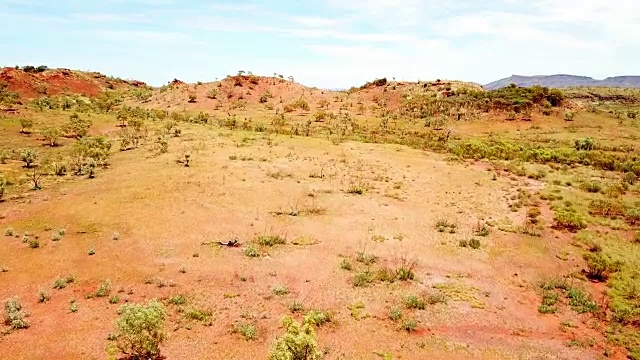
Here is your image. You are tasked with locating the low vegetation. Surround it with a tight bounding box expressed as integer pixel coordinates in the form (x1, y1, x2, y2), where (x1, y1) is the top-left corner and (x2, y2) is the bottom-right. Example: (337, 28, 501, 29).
(3, 298, 29, 331)
(113, 300, 167, 360)
(268, 316, 321, 360)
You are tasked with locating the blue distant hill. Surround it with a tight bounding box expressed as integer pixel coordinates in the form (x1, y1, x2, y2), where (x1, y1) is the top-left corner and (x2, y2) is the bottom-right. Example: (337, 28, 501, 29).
(484, 75, 640, 90)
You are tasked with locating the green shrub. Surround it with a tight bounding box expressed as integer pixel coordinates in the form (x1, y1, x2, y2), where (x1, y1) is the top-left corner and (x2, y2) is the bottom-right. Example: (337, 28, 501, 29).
(53, 276, 75, 290)
(256, 234, 286, 246)
(623, 172, 637, 185)
(468, 238, 481, 249)
(580, 180, 603, 193)
(206, 88, 219, 99)
(375, 267, 397, 283)
(4, 228, 13, 237)
(184, 308, 212, 322)
(553, 208, 587, 232)
(353, 271, 374, 287)
(567, 288, 598, 313)
(3, 297, 29, 330)
(396, 266, 415, 281)
(71, 136, 112, 169)
(288, 300, 305, 314)
(168, 295, 186, 306)
(234, 322, 257, 340)
(564, 111, 576, 121)
(95, 280, 111, 297)
(268, 316, 321, 360)
(389, 308, 402, 321)
(403, 319, 418, 332)
(583, 252, 623, 281)
(63, 113, 92, 138)
(426, 292, 448, 305)
(109, 296, 121, 304)
(574, 138, 594, 151)
(0, 150, 9, 164)
(347, 184, 366, 195)
(339, 258, 353, 271)
(626, 205, 640, 224)
(474, 222, 490, 237)
(435, 219, 457, 233)
(540, 277, 569, 291)
(271, 285, 290, 296)
(538, 291, 558, 314)
(38, 290, 51, 303)
(19, 118, 34, 133)
(404, 294, 426, 310)
(244, 245, 261, 258)
(538, 304, 557, 314)
(355, 252, 378, 265)
(28, 238, 40, 248)
(303, 310, 332, 327)
(588, 199, 625, 218)
(41, 126, 62, 146)
(69, 300, 78, 313)
(18, 148, 38, 168)
(114, 300, 167, 359)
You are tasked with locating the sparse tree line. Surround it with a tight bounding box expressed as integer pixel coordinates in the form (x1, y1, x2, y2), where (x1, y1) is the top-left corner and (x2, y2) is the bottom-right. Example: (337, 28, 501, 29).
(0, 111, 112, 201)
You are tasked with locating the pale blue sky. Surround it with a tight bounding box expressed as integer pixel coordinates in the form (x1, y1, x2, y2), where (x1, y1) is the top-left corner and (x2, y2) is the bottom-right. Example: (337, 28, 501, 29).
(1, 0, 638, 88)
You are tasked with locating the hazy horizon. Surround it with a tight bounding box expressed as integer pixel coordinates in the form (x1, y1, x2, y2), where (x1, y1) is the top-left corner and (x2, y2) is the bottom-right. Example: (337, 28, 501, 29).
(1, 0, 638, 88)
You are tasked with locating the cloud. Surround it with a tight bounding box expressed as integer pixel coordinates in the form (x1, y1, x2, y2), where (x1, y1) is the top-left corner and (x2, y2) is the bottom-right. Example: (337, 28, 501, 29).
(70, 13, 150, 23)
(326, 0, 426, 25)
(289, 16, 348, 28)
(206, 3, 261, 12)
(93, 30, 202, 45)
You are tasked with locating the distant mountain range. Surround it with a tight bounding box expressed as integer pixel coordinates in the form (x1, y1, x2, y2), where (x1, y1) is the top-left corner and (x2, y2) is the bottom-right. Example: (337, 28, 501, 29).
(484, 75, 640, 90)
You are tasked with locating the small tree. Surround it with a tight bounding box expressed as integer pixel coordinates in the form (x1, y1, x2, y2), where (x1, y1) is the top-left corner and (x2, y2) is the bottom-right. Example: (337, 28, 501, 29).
(114, 300, 167, 360)
(72, 136, 112, 167)
(155, 136, 169, 154)
(116, 111, 129, 127)
(41, 126, 62, 147)
(19, 148, 38, 168)
(63, 113, 92, 138)
(119, 128, 142, 151)
(128, 118, 145, 132)
(50, 161, 67, 176)
(564, 111, 576, 121)
(268, 316, 321, 360)
(318, 99, 330, 109)
(83, 158, 96, 179)
(26, 169, 43, 190)
(19, 118, 34, 134)
(206, 88, 219, 99)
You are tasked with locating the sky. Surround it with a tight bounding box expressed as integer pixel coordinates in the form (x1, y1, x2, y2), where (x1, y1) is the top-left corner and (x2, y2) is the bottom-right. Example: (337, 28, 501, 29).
(0, 0, 638, 88)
